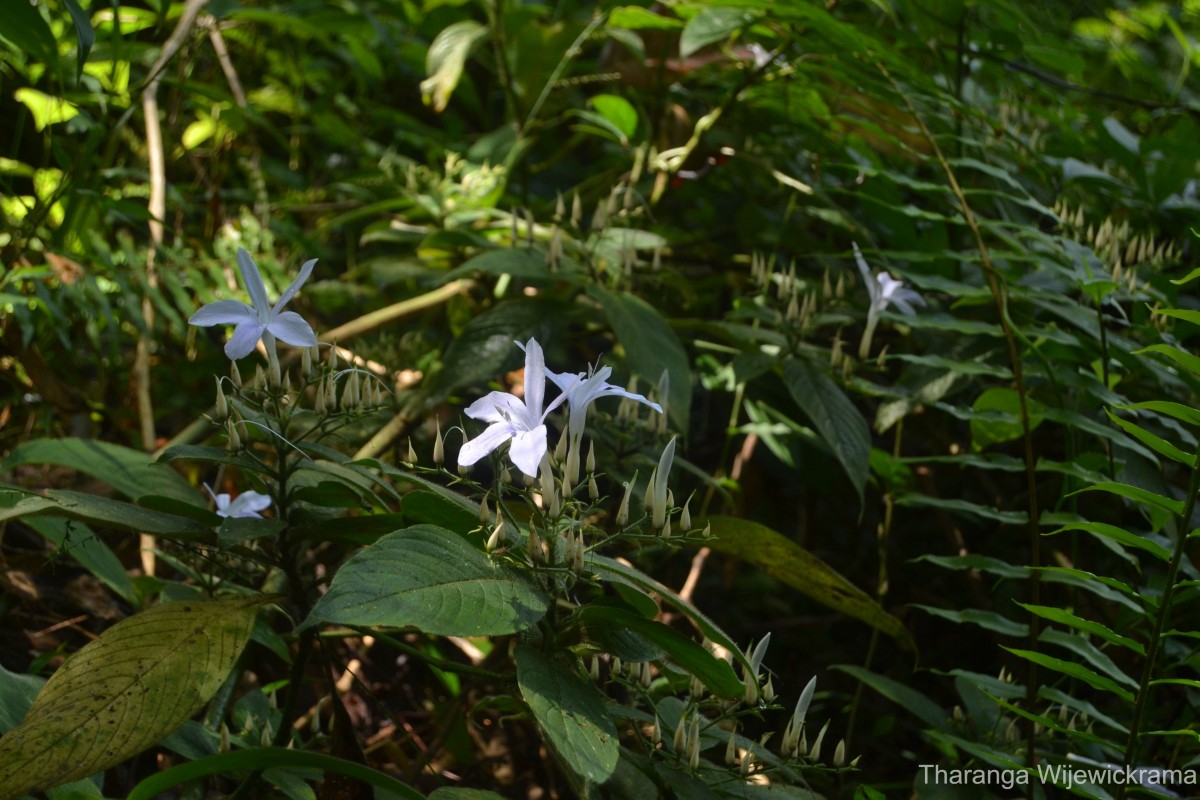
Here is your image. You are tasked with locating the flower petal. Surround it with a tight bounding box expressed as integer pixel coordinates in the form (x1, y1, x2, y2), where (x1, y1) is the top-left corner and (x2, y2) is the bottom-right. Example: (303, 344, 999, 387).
(547, 369, 584, 394)
(852, 243, 878, 304)
(272, 257, 317, 314)
(509, 425, 548, 478)
(888, 297, 917, 316)
(189, 300, 256, 327)
(267, 310, 318, 348)
(466, 391, 528, 425)
(224, 321, 266, 360)
(458, 421, 515, 467)
(227, 490, 272, 518)
(521, 338, 546, 419)
(237, 248, 270, 316)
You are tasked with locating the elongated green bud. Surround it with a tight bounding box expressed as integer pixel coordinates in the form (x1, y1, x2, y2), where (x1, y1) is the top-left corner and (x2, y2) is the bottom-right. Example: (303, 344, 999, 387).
(214, 377, 229, 421)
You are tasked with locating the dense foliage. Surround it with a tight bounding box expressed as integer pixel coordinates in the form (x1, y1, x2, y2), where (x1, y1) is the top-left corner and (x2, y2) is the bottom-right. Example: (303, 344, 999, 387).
(2, 1, 1200, 798)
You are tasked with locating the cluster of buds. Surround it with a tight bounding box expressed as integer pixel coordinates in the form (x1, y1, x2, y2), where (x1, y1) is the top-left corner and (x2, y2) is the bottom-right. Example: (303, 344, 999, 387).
(673, 707, 704, 772)
(1053, 199, 1180, 294)
(750, 251, 821, 331)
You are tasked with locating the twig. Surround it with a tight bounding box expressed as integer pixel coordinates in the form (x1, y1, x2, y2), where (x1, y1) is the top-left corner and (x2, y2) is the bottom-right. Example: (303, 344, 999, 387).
(136, 0, 210, 576)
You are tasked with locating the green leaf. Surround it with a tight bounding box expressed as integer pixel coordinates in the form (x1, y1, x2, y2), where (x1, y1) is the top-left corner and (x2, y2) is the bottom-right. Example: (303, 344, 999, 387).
(832, 665, 947, 730)
(515, 645, 618, 784)
(445, 248, 563, 283)
(1002, 648, 1134, 701)
(1134, 344, 1200, 377)
(1118, 401, 1200, 428)
(590, 94, 637, 141)
(1038, 629, 1137, 690)
(430, 789, 508, 800)
(23, 517, 137, 604)
(1105, 410, 1193, 465)
(608, 6, 683, 30)
(63, 0, 94, 81)
(781, 358, 870, 504)
(679, 7, 761, 58)
(969, 387, 1044, 450)
(1074, 482, 1183, 516)
(588, 285, 691, 431)
(301, 525, 549, 636)
(701, 516, 911, 646)
(126, 747, 423, 800)
(575, 606, 742, 697)
(13, 88, 78, 131)
(1016, 603, 1144, 654)
(421, 20, 488, 113)
(912, 605, 1028, 637)
(432, 297, 563, 399)
(0, 1, 59, 71)
(1051, 520, 1171, 563)
(585, 554, 751, 672)
(401, 490, 479, 535)
(0, 596, 268, 798)
(895, 493, 1028, 525)
(3, 438, 199, 504)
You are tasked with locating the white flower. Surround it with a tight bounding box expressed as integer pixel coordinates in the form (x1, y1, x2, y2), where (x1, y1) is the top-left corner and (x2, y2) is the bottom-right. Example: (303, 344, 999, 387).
(204, 483, 272, 518)
(458, 338, 567, 478)
(854, 242, 925, 358)
(189, 248, 319, 360)
(547, 364, 662, 442)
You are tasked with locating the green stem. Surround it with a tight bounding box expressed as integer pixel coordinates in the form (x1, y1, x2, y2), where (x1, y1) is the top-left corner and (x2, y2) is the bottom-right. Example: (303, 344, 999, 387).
(1116, 450, 1200, 798)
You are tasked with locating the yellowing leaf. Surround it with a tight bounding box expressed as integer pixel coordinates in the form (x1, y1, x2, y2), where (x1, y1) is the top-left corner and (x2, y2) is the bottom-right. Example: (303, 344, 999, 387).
(0, 595, 270, 798)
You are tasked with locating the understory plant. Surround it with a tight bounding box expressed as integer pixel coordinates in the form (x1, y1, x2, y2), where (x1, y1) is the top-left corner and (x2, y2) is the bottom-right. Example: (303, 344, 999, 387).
(0, 245, 864, 799)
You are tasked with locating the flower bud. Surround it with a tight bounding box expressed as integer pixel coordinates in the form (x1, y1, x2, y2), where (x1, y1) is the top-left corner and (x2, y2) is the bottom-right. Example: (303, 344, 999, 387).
(588, 474, 599, 501)
(314, 380, 327, 415)
(433, 419, 444, 466)
(680, 493, 692, 532)
(833, 739, 845, 767)
(725, 729, 737, 765)
(226, 418, 242, 452)
(586, 440, 596, 474)
(301, 345, 313, 378)
(616, 476, 634, 527)
(214, 378, 229, 422)
(479, 495, 490, 525)
(230, 360, 242, 389)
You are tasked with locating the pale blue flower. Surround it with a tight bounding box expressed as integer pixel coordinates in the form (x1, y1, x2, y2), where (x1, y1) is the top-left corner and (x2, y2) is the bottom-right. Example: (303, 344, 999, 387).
(204, 483, 272, 518)
(854, 242, 925, 358)
(189, 248, 318, 360)
(548, 364, 662, 442)
(458, 338, 567, 478)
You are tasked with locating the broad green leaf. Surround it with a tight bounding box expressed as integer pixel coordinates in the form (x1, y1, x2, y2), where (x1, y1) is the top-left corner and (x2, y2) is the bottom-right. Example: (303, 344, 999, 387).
(588, 285, 691, 431)
(0, 663, 43, 732)
(2, 489, 213, 538)
(590, 94, 637, 141)
(781, 358, 870, 503)
(126, 747, 423, 800)
(401, 490, 478, 535)
(1105, 410, 1192, 465)
(679, 7, 761, 57)
(1016, 603, 1144, 654)
(421, 20, 488, 113)
(515, 645, 618, 784)
(0, 596, 268, 798)
(575, 606, 742, 697)
(1002, 648, 1134, 701)
(301, 525, 549, 636)
(431, 297, 563, 399)
(912, 605, 1027, 637)
(701, 516, 911, 646)
(970, 387, 1044, 450)
(585, 553, 751, 672)
(354, 459, 480, 524)
(1051, 520, 1171, 563)
(832, 665, 947, 730)
(3, 438, 199, 504)
(1156, 307, 1200, 328)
